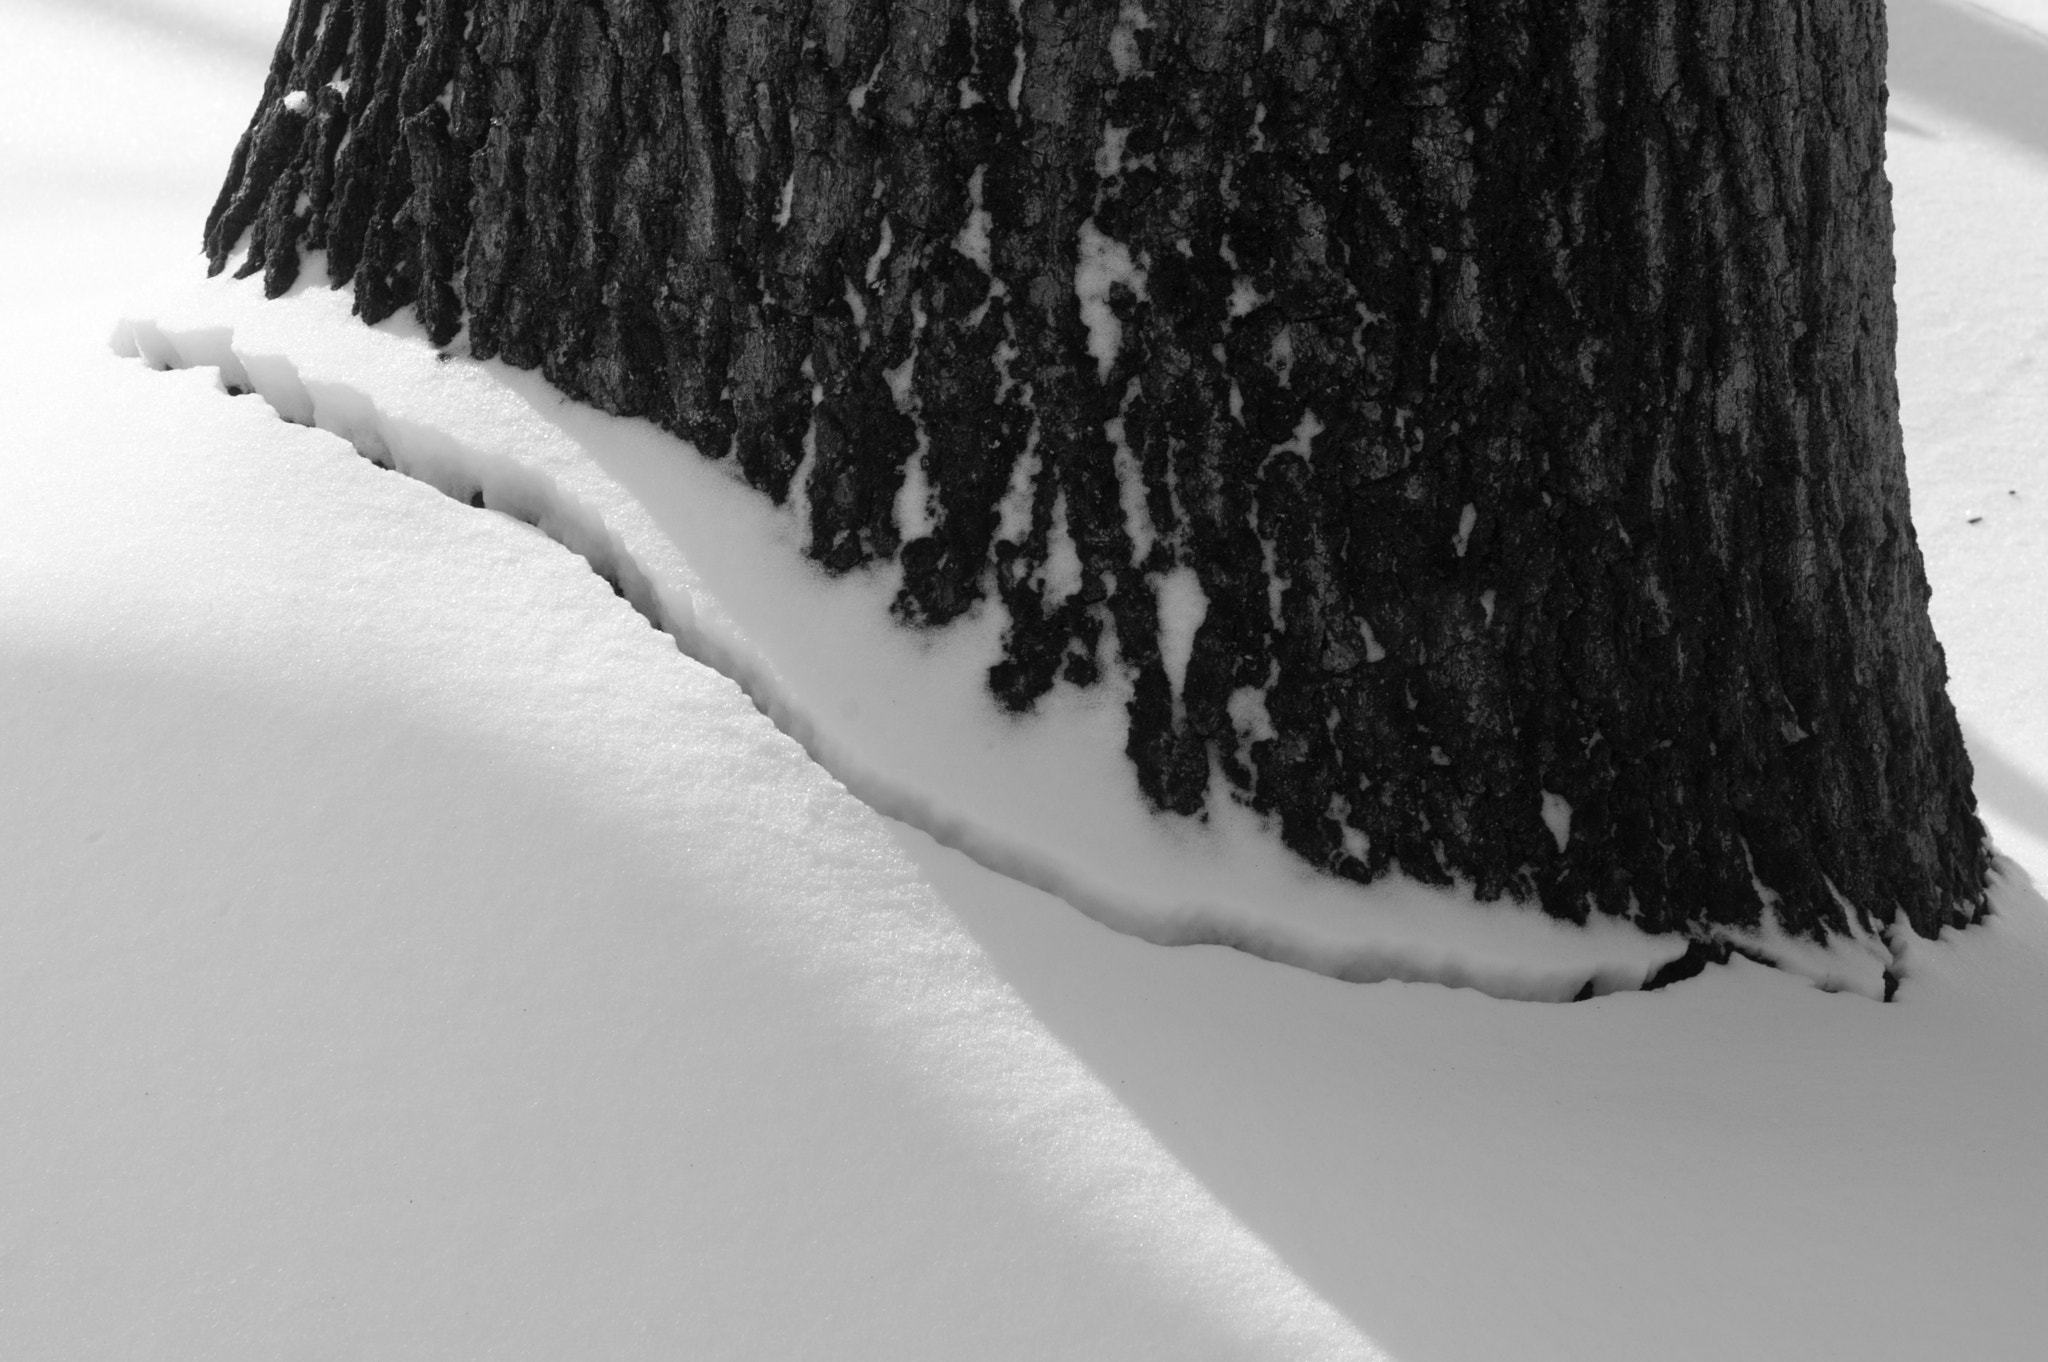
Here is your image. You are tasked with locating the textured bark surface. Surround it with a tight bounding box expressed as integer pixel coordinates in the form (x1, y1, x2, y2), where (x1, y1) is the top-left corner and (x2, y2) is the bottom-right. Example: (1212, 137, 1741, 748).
(208, 0, 1988, 945)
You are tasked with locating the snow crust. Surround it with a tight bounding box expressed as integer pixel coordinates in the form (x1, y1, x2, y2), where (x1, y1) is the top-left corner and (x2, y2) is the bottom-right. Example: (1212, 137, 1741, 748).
(117, 274, 1693, 1003)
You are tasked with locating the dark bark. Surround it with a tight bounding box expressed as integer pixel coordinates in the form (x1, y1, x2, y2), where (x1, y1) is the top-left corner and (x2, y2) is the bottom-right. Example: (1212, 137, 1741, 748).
(206, 0, 1989, 946)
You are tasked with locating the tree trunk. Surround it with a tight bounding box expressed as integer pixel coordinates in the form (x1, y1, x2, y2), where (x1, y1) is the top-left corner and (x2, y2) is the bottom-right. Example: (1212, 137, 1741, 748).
(206, 0, 1989, 948)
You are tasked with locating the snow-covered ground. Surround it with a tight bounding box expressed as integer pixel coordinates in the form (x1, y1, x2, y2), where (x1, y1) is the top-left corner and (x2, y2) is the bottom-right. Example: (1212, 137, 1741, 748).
(5, 2, 2048, 1358)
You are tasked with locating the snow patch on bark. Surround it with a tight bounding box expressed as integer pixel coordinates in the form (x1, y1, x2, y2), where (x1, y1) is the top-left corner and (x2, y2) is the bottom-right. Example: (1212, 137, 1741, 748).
(1267, 327, 1295, 387)
(1095, 124, 1133, 180)
(1042, 485, 1084, 603)
(864, 216, 894, 287)
(1108, 381, 1154, 565)
(1270, 409, 1324, 462)
(842, 279, 868, 335)
(1109, 3, 1153, 78)
(1006, 0, 1028, 110)
(1074, 220, 1146, 382)
(1540, 790, 1572, 852)
(995, 416, 1040, 545)
(953, 166, 992, 274)
(1359, 618, 1388, 663)
(896, 440, 935, 541)
(789, 357, 823, 534)
(848, 51, 885, 114)
(1155, 567, 1207, 703)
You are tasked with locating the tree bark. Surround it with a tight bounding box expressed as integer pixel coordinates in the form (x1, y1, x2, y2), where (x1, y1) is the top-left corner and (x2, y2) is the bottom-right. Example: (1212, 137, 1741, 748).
(206, 0, 1989, 947)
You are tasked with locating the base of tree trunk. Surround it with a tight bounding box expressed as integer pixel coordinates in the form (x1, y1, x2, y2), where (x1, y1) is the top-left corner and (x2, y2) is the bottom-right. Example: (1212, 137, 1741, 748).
(205, 0, 1989, 951)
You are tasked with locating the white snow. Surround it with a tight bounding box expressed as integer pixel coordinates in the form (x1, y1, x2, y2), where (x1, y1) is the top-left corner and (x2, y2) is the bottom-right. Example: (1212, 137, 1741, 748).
(1229, 682, 1279, 745)
(882, 345, 916, 409)
(1074, 218, 1147, 381)
(1228, 275, 1269, 317)
(895, 433, 935, 540)
(864, 214, 893, 287)
(1107, 382, 1156, 564)
(1155, 565, 1208, 702)
(1540, 789, 1572, 852)
(951, 165, 991, 273)
(994, 415, 1039, 543)
(1359, 616, 1389, 663)
(1266, 324, 1295, 385)
(1041, 483, 1086, 602)
(1270, 408, 1325, 462)
(1095, 122, 1132, 179)
(1109, 1, 1152, 79)
(7, 2, 2048, 1358)
(847, 51, 884, 114)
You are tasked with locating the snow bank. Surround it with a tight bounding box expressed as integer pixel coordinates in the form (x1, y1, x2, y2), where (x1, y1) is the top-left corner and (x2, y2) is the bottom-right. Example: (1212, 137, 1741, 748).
(131, 267, 1934, 1002)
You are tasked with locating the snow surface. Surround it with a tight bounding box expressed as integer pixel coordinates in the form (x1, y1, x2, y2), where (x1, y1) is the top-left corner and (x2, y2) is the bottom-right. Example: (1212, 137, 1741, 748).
(6, 1, 2048, 1358)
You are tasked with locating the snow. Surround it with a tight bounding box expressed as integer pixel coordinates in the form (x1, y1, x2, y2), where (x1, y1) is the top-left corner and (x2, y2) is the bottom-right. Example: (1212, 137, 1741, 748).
(994, 413, 1039, 542)
(951, 164, 992, 273)
(6, 1, 2048, 1358)
(1540, 790, 1573, 853)
(1109, 1, 1153, 79)
(863, 214, 893, 286)
(1229, 274, 1269, 317)
(1270, 407, 1325, 462)
(1155, 565, 1208, 702)
(1074, 217, 1147, 381)
(1042, 482, 1085, 601)
(894, 434, 935, 540)
(847, 50, 884, 115)
(1095, 121, 1133, 179)
(1359, 616, 1389, 663)
(1452, 501, 1477, 556)
(1108, 382, 1157, 563)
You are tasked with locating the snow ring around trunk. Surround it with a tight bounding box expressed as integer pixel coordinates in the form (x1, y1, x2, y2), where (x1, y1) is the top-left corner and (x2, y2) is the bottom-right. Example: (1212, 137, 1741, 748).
(116, 266, 1895, 1003)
